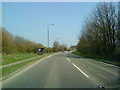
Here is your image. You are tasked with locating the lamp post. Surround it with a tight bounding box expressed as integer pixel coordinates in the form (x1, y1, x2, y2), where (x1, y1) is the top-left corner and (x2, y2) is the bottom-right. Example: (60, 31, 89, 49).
(47, 24, 54, 53)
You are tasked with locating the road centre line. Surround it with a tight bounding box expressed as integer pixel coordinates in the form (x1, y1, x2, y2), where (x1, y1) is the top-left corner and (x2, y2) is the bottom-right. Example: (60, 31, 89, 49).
(67, 58, 70, 61)
(63, 52, 70, 62)
(72, 63, 89, 78)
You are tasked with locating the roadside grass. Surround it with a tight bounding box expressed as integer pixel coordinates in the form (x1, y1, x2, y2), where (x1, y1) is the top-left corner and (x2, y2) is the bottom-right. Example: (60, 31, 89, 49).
(2, 53, 39, 65)
(2, 53, 55, 77)
(72, 51, 120, 66)
(0, 54, 2, 78)
(0, 68, 2, 78)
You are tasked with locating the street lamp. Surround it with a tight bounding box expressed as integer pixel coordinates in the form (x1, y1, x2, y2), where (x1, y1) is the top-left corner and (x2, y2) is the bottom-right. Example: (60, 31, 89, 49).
(47, 24, 54, 53)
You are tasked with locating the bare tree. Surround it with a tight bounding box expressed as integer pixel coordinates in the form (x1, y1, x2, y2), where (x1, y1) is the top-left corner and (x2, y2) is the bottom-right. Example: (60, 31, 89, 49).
(52, 41, 60, 52)
(77, 2, 119, 60)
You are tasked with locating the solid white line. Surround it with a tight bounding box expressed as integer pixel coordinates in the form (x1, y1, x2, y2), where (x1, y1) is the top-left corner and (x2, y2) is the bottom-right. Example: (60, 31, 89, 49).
(72, 63, 89, 78)
(86, 59, 118, 68)
(67, 58, 70, 61)
(99, 61, 118, 67)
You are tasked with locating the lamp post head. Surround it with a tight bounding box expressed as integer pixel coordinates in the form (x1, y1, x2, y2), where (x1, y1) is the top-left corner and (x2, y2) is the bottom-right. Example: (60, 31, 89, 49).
(51, 24, 54, 26)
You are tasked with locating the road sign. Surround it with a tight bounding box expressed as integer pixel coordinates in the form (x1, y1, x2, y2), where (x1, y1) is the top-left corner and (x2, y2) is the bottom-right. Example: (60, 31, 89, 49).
(35, 48, 44, 55)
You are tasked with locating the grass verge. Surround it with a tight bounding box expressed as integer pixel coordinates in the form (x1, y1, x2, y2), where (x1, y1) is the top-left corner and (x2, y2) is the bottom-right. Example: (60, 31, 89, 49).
(2, 53, 38, 65)
(2, 53, 39, 65)
(72, 51, 120, 66)
(2, 53, 55, 77)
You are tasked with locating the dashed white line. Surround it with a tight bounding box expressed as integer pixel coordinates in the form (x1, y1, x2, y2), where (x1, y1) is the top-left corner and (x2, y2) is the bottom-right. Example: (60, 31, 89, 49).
(67, 58, 70, 61)
(72, 63, 89, 78)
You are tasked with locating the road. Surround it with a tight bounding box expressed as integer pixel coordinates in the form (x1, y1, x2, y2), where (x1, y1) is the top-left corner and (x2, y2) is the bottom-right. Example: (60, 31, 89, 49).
(2, 52, 119, 88)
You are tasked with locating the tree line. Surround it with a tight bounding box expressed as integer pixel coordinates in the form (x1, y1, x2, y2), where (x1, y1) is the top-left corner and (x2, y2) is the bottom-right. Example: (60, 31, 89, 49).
(52, 41, 67, 52)
(1, 28, 68, 55)
(1, 28, 44, 55)
(77, 2, 120, 61)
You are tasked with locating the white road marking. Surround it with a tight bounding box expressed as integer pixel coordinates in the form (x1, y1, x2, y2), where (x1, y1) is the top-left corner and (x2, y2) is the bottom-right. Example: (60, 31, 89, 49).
(98, 61, 118, 68)
(83, 60, 118, 76)
(72, 63, 89, 78)
(86, 59, 118, 68)
(63, 52, 70, 62)
(67, 58, 70, 61)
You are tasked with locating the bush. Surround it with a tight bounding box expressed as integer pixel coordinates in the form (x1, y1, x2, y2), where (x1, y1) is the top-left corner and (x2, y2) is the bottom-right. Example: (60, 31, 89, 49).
(2, 28, 44, 54)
